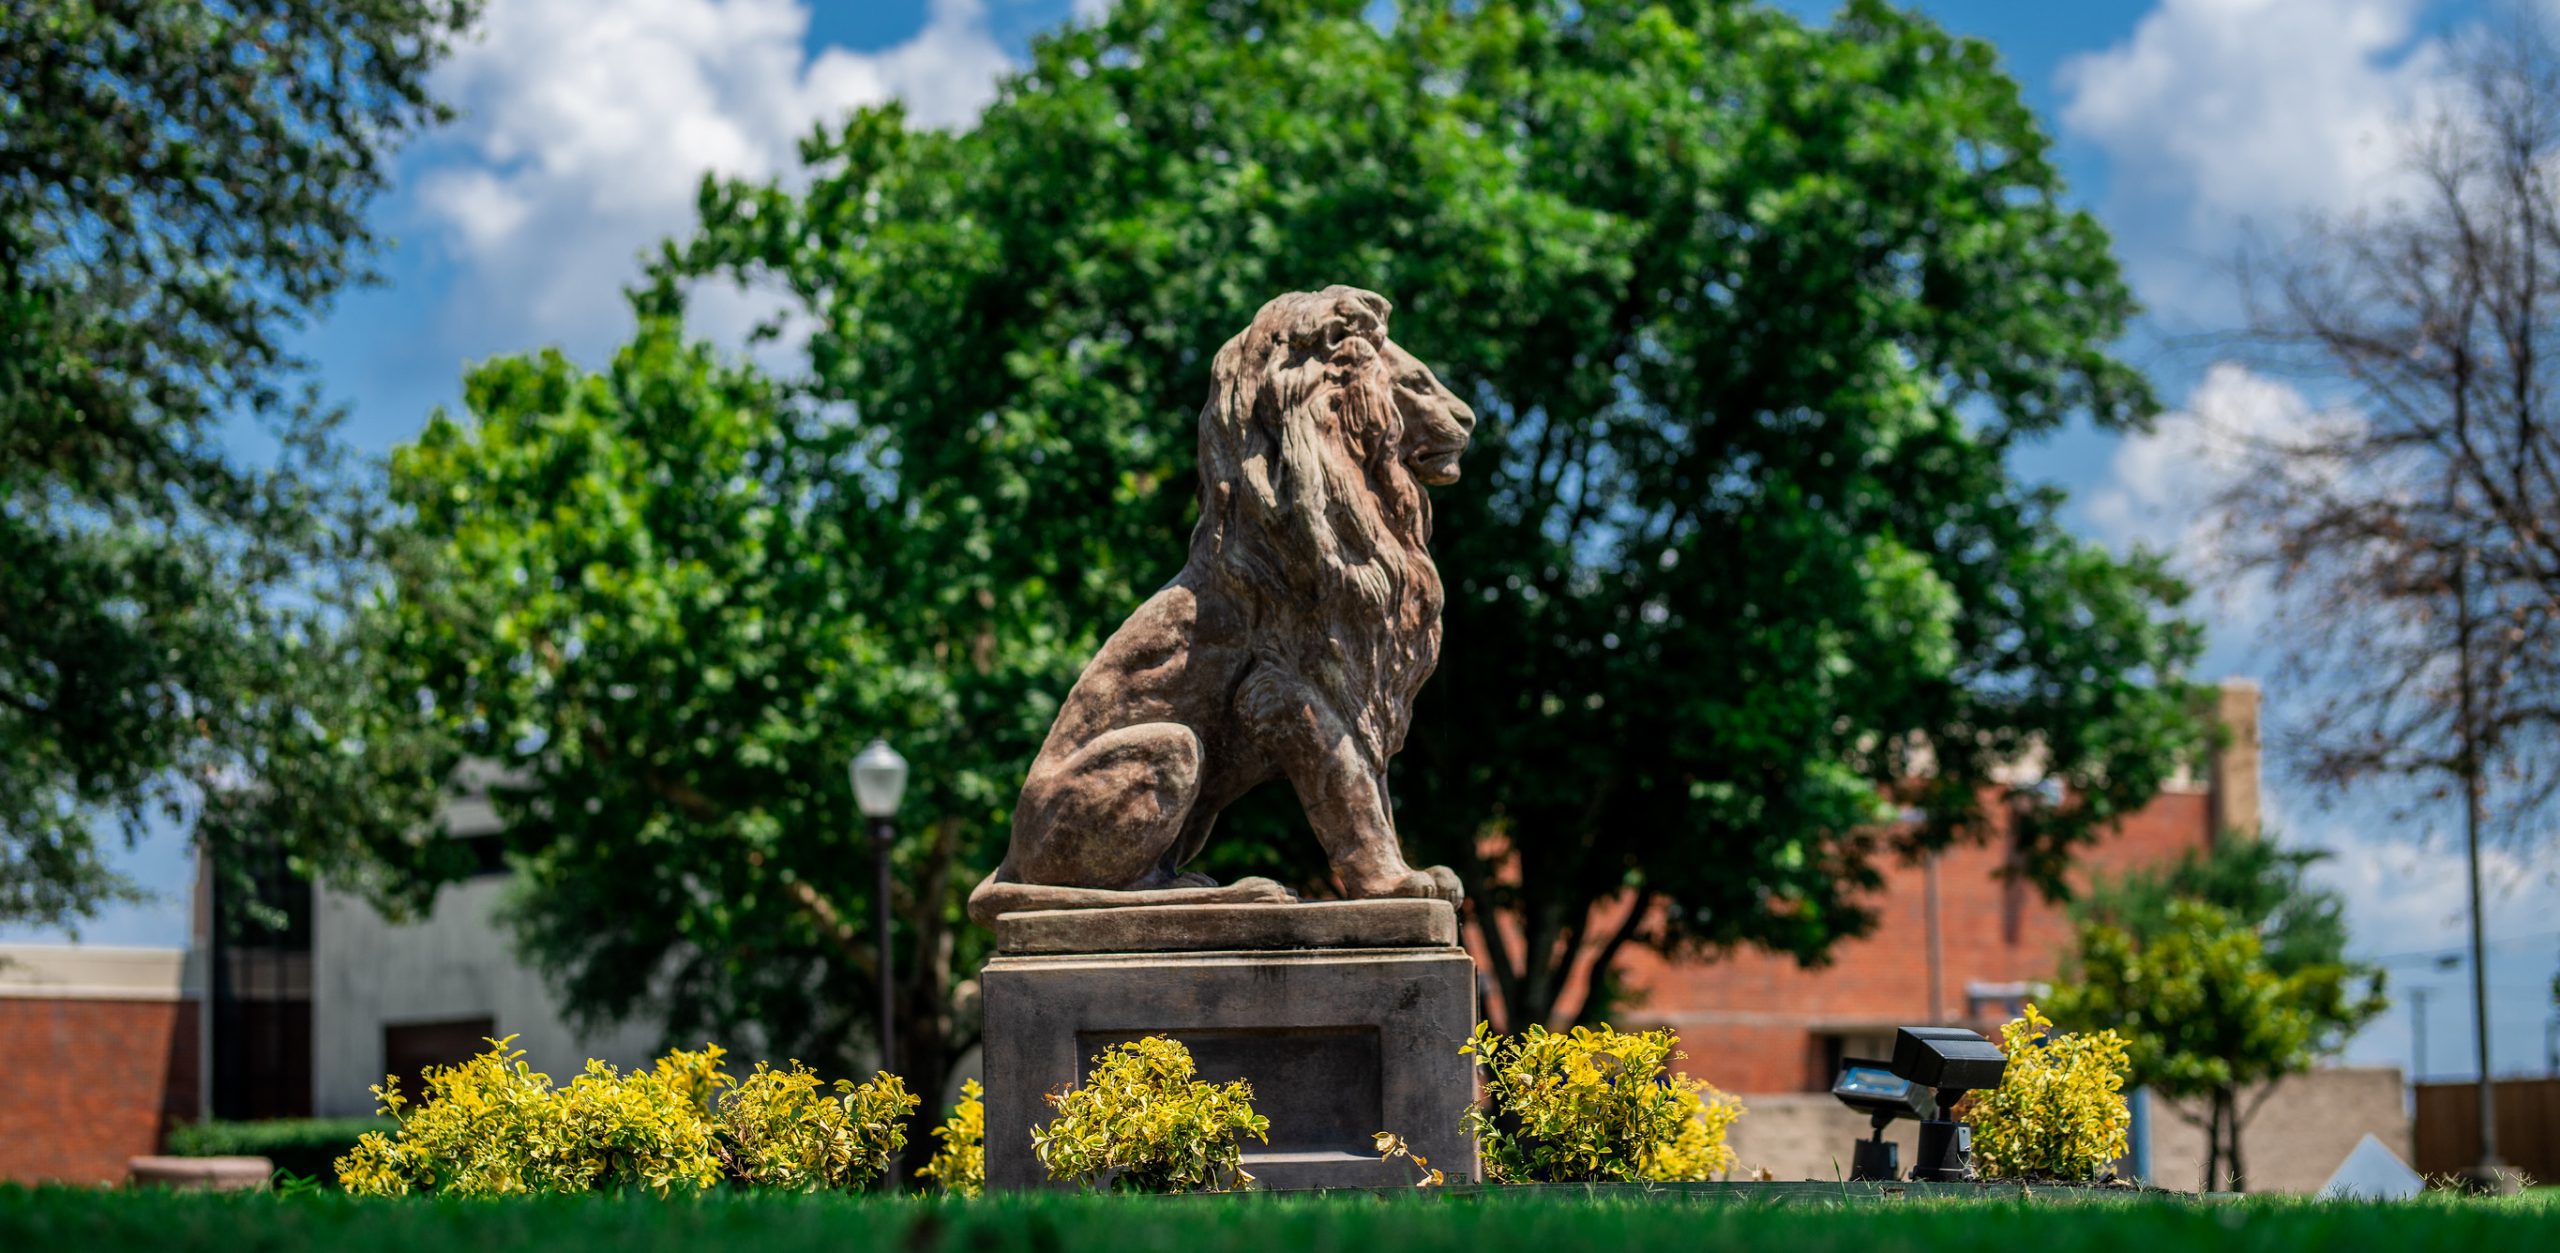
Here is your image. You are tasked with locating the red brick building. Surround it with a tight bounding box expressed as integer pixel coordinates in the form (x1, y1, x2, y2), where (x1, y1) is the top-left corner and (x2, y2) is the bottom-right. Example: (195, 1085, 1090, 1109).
(0, 946, 200, 1184)
(1535, 681, 2260, 1095)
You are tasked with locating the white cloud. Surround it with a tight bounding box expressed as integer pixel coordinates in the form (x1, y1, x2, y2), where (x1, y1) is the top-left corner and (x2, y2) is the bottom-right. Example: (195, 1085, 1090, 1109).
(2309, 821, 2539, 950)
(408, 0, 1011, 357)
(2061, 0, 2441, 224)
(2084, 361, 2365, 629)
(2058, 0, 2451, 321)
(1073, 0, 1113, 20)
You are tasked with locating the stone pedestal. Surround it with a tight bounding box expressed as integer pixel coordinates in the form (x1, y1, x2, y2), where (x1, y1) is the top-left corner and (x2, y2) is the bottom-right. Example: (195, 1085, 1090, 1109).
(981, 898, 1479, 1191)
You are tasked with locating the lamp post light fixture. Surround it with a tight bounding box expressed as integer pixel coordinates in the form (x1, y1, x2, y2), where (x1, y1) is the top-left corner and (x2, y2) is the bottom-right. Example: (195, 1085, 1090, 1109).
(850, 739, 910, 1076)
(1828, 1026, 2009, 1182)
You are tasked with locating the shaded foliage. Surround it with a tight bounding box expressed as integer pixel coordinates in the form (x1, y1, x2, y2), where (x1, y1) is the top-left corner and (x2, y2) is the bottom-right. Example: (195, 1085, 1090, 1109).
(0, 0, 473, 923)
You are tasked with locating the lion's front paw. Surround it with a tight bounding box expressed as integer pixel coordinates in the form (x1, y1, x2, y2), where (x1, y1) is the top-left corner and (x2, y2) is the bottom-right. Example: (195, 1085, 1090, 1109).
(1349, 866, 1465, 908)
(1227, 875, 1298, 904)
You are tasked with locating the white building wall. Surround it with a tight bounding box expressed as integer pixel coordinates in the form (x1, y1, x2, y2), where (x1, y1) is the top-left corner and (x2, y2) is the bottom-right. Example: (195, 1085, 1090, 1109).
(311, 877, 661, 1117)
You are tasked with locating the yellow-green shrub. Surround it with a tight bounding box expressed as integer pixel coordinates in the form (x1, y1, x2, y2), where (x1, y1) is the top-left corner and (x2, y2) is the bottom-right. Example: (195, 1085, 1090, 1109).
(334, 1037, 914, 1196)
(916, 1078, 986, 1196)
(1030, 1037, 1268, 1193)
(716, 1060, 918, 1191)
(1461, 1023, 1745, 1183)
(1964, 1004, 2133, 1181)
(1642, 1072, 1748, 1181)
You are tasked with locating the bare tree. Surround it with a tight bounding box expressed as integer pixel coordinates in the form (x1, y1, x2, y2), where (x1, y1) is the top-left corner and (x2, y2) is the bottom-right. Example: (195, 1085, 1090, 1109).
(2214, 11, 2560, 1187)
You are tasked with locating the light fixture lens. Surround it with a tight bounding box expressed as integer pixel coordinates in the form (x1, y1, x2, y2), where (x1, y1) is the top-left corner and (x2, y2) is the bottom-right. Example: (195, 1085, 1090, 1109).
(850, 739, 909, 818)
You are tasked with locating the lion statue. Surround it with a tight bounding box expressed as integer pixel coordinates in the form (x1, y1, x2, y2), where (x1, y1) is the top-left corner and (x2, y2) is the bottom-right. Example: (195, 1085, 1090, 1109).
(967, 285, 1474, 926)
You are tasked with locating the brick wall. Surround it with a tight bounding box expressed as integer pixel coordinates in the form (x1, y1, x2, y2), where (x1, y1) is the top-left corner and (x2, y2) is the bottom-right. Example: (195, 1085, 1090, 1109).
(1620, 789, 2218, 1093)
(0, 945, 201, 1185)
(0, 997, 200, 1183)
(1466, 681, 2259, 1092)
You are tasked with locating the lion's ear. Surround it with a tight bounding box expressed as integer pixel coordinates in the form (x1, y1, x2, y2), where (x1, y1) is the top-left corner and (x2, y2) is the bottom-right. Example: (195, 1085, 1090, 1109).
(1338, 287, 1392, 331)
(1309, 286, 1390, 370)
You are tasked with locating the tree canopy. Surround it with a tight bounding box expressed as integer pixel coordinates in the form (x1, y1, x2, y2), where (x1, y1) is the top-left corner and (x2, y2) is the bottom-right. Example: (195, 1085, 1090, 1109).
(667, 0, 2208, 1030)
(368, 323, 985, 1077)
(319, 0, 2210, 1088)
(0, 0, 474, 923)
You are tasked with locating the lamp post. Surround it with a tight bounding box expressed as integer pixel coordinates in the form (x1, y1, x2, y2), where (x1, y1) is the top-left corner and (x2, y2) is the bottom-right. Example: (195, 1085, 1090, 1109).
(850, 739, 909, 1076)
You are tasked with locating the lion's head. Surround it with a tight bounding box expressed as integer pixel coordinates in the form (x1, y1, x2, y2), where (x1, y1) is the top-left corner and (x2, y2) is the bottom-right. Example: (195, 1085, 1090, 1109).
(1192, 286, 1474, 607)
(1185, 286, 1473, 760)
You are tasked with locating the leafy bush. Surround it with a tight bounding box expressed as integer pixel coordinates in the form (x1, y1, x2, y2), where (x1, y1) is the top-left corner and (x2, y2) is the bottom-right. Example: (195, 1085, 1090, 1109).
(717, 1060, 919, 1191)
(917, 1079, 985, 1197)
(1031, 1037, 1268, 1193)
(1462, 1023, 1745, 1183)
(165, 1119, 391, 1182)
(1643, 1077, 1748, 1182)
(334, 1037, 914, 1196)
(1964, 1004, 2133, 1181)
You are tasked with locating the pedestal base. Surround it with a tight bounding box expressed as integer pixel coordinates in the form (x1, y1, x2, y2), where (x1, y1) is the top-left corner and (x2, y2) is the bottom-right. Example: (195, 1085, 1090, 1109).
(980, 901, 1479, 1191)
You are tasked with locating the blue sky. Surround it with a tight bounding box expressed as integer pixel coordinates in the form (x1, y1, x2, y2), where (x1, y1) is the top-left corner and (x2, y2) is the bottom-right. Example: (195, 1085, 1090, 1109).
(11, 0, 2556, 1084)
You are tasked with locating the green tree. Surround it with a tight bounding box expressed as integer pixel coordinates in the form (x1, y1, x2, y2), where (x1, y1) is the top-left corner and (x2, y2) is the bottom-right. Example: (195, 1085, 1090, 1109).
(0, 1, 474, 922)
(350, 322, 1007, 1088)
(324, 0, 2211, 1105)
(2067, 838, 2358, 978)
(661, 0, 2207, 1032)
(2045, 841, 2386, 1192)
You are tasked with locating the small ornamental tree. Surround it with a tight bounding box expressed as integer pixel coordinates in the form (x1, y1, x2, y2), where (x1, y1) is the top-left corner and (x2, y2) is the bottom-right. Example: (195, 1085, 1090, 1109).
(1461, 1024, 1745, 1183)
(1032, 1038, 1268, 1193)
(1964, 1004, 2133, 1182)
(2046, 894, 2384, 1192)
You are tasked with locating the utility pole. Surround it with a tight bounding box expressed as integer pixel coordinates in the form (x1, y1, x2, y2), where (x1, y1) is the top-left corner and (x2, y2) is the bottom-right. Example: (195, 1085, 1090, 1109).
(1923, 850, 1944, 1023)
(2453, 555, 2512, 1193)
(2411, 986, 2430, 1083)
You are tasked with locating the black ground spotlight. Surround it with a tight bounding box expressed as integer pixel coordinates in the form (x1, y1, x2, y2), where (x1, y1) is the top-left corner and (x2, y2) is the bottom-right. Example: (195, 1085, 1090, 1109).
(1889, 1026, 2008, 1182)
(1828, 1058, 1932, 1181)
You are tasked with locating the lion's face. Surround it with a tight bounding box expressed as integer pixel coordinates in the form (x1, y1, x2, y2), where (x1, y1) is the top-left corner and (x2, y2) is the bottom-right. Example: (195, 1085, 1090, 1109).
(1382, 340, 1474, 486)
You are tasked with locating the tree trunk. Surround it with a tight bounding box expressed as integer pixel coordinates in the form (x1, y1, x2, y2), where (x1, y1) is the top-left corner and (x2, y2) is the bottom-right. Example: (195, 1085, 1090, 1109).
(2200, 1087, 2230, 1193)
(1475, 887, 1658, 1032)
(2223, 1087, 2247, 1192)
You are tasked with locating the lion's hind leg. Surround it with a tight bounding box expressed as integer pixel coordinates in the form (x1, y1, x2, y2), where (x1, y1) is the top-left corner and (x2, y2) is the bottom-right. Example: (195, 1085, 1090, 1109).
(1011, 722, 1205, 890)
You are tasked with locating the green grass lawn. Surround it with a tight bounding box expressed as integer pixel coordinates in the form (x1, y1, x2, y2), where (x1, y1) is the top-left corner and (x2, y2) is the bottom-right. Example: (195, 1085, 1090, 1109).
(2, 1187, 2555, 1253)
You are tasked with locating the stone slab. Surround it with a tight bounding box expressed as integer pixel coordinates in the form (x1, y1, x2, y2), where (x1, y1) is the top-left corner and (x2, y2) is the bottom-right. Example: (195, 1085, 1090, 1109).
(128, 1156, 272, 1191)
(981, 946, 1479, 1191)
(992, 898, 1456, 955)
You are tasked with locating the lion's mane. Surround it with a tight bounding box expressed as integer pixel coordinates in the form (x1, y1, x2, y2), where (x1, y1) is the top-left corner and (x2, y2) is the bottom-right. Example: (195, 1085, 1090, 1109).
(1187, 286, 1445, 772)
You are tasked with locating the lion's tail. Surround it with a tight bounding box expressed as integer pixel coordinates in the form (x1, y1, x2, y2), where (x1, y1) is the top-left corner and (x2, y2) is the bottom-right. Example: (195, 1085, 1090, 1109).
(966, 871, 1297, 929)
